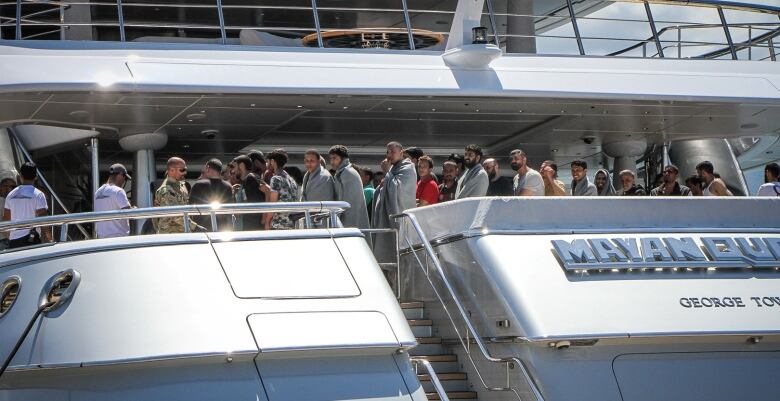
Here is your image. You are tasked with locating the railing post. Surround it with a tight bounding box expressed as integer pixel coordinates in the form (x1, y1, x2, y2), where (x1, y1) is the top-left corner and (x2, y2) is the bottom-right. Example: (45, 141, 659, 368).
(210, 212, 218, 231)
(60, 3, 65, 40)
(117, 0, 126, 42)
(484, 0, 500, 47)
(564, 0, 585, 55)
(311, 0, 323, 48)
(183, 213, 191, 233)
(304, 210, 312, 228)
(677, 26, 681, 58)
(216, 0, 227, 44)
(748, 26, 752, 60)
(769, 37, 776, 61)
(59, 223, 69, 243)
(16, 0, 22, 40)
(644, 1, 664, 58)
(717, 6, 737, 60)
(400, 0, 415, 50)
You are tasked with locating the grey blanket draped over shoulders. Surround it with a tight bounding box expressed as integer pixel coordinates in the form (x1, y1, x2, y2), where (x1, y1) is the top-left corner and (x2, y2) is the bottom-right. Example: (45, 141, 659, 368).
(300, 165, 336, 202)
(333, 158, 370, 230)
(455, 164, 489, 199)
(372, 158, 416, 262)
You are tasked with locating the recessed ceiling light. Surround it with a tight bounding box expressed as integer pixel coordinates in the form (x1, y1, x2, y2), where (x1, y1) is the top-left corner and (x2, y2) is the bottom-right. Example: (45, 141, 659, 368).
(182, 144, 190, 149)
(476, 109, 480, 112)
(250, 103, 256, 107)
(297, 105, 303, 108)
(740, 123, 759, 129)
(552, 148, 558, 152)
(519, 110, 524, 113)
(343, 106, 349, 110)
(387, 107, 393, 111)
(186, 112, 206, 120)
(431, 108, 436, 112)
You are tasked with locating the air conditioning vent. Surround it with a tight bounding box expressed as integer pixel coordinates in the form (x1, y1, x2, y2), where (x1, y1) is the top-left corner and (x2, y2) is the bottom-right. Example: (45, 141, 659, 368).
(0, 277, 21, 317)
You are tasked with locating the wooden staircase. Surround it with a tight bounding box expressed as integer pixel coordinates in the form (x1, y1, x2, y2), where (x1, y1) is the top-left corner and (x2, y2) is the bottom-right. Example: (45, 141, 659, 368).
(402, 301, 478, 401)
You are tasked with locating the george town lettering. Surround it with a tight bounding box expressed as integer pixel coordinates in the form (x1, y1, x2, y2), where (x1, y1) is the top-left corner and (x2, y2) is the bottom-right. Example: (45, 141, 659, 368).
(551, 236, 780, 271)
(679, 296, 780, 308)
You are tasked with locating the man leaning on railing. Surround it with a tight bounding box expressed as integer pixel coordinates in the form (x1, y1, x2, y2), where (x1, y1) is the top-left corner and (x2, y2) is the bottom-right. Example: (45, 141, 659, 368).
(1, 162, 52, 249)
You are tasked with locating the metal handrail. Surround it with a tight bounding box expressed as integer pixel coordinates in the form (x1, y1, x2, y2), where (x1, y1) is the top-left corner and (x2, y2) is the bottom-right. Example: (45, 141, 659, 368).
(411, 358, 451, 401)
(2, 0, 778, 62)
(0, 201, 349, 238)
(395, 212, 545, 401)
(609, 20, 780, 58)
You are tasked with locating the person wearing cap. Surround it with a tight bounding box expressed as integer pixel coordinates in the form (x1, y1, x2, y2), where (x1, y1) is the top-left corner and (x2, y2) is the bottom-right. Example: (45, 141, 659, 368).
(189, 158, 234, 231)
(94, 163, 133, 239)
(2, 162, 51, 248)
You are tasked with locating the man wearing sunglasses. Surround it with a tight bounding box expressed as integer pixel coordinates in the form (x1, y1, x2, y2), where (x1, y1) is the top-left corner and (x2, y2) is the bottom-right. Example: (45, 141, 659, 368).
(649, 165, 691, 196)
(154, 157, 199, 233)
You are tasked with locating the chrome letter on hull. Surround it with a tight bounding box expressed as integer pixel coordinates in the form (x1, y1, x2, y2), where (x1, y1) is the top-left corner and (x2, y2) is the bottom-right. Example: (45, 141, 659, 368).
(552, 239, 597, 270)
(551, 236, 780, 272)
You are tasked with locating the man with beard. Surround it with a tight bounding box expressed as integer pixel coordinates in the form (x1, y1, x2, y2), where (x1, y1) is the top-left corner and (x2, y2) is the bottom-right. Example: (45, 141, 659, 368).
(695, 161, 732, 197)
(438, 161, 459, 203)
(329, 145, 370, 230)
(455, 144, 489, 199)
(509, 149, 544, 196)
(483, 158, 513, 196)
(570, 159, 597, 196)
(650, 165, 691, 196)
(372, 141, 416, 262)
(618, 170, 645, 196)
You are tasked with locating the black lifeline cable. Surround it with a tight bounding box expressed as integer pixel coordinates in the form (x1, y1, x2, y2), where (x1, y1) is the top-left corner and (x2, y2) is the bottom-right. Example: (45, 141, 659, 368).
(0, 301, 56, 380)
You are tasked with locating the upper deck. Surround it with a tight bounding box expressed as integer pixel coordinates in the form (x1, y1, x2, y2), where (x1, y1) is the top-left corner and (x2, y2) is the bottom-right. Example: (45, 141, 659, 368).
(0, 0, 777, 61)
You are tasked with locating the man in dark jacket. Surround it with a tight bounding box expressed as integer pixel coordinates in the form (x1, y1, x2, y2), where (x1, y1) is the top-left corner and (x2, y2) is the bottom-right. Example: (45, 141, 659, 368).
(190, 158, 234, 231)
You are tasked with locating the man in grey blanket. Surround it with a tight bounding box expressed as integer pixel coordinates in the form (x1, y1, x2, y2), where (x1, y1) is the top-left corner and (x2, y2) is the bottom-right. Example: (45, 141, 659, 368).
(329, 145, 370, 230)
(372, 141, 416, 263)
(455, 144, 489, 199)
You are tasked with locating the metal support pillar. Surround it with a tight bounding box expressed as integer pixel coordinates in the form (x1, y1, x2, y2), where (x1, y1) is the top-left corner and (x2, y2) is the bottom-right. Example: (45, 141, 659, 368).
(90, 137, 99, 202)
(506, 0, 536, 53)
(565, 0, 585, 55)
(644, 1, 664, 58)
(718, 7, 737, 60)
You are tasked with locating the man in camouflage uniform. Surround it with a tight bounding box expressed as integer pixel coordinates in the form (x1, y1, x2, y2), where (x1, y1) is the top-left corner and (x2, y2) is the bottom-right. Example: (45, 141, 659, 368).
(154, 157, 196, 234)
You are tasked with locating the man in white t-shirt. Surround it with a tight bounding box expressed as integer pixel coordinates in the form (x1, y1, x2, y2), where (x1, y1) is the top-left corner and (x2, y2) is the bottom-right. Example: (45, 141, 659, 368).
(94, 163, 133, 238)
(509, 149, 544, 196)
(756, 162, 779, 197)
(2, 162, 51, 249)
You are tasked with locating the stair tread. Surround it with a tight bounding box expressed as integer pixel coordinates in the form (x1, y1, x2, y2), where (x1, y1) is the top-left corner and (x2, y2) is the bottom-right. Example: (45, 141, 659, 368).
(418, 373, 467, 381)
(400, 301, 424, 309)
(407, 319, 433, 326)
(426, 391, 477, 400)
(416, 337, 442, 344)
(415, 354, 457, 362)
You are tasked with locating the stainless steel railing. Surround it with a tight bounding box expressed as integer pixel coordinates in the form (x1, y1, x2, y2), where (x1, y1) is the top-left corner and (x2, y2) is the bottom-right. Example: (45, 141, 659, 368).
(0, 0, 777, 61)
(395, 212, 545, 401)
(411, 358, 451, 401)
(0, 201, 349, 243)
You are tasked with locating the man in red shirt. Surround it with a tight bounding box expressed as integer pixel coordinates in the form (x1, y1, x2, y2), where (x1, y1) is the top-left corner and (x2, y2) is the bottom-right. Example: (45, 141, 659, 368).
(416, 155, 439, 206)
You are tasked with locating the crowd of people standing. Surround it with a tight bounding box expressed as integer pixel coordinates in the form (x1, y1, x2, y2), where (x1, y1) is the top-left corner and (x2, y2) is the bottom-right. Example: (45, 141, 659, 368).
(1, 142, 779, 250)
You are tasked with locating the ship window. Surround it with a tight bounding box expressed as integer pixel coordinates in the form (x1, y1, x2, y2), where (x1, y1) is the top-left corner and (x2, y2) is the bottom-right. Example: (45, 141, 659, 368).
(0, 277, 21, 318)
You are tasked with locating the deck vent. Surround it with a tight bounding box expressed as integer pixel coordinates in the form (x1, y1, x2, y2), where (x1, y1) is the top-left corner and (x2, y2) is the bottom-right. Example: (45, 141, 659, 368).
(40, 269, 81, 312)
(0, 277, 21, 318)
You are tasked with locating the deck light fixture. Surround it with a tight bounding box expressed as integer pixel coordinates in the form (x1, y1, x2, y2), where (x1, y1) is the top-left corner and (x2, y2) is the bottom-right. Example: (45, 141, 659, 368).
(472, 27, 488, 44)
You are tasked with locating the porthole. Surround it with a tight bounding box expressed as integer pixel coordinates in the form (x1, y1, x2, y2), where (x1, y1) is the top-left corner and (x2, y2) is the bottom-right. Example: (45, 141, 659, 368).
(39, 269, 80, 313)
(0, 276, 21, 318)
